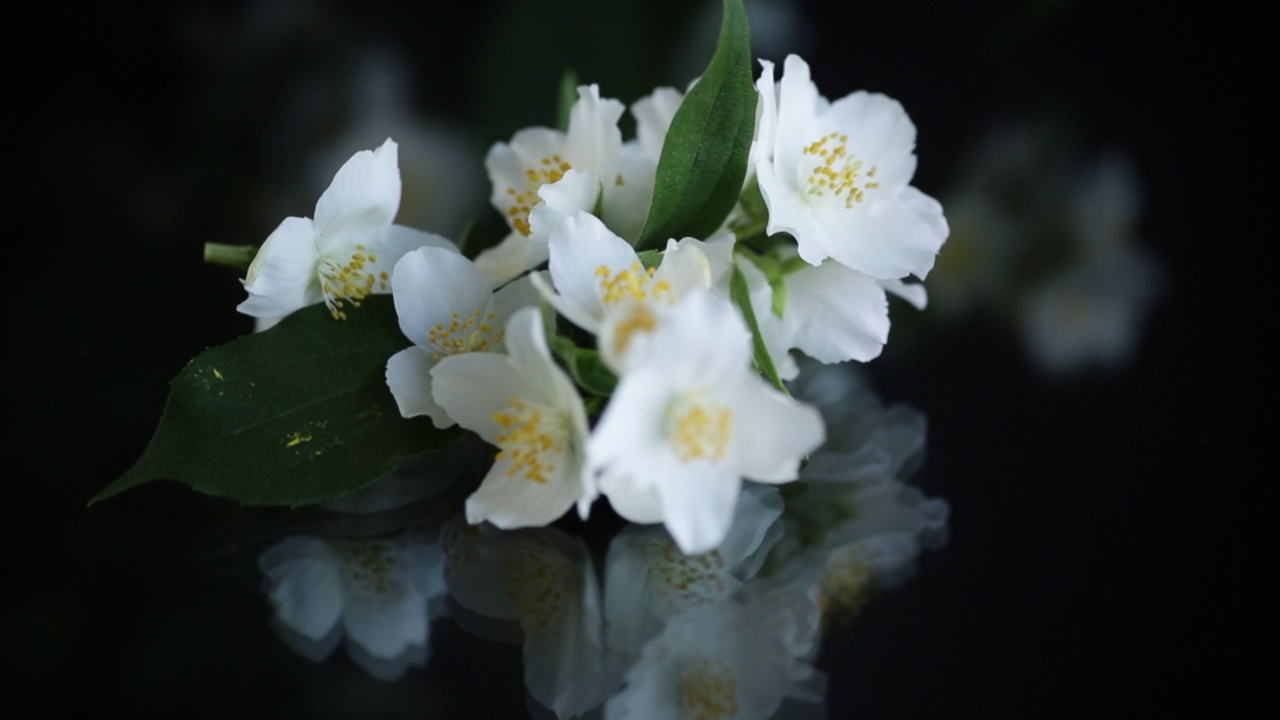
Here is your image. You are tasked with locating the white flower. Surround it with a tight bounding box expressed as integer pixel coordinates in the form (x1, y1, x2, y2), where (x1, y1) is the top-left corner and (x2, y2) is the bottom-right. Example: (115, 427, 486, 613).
(532, 209, 715, 373)
(735, 252, 927, 371)
(755, 55, 948, 280)
(589, 291, 825, 554)
(485, 85, 624, 239)
(385, 246, 539, 429)
(443, 521, 622, 717)
(603, 599, 820, 720)
(603, 484, 783, 658)
(239, 138, 456, 319)
(258, 532, 445, 681)
(430, 307, 595, 528)
(1019, 243, 1161, 375)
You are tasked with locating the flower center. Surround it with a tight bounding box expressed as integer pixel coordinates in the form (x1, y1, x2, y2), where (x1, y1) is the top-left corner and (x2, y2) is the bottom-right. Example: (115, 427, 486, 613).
(644, 537, 729, 610)
(610, 304, 658, 359)
(492, 397, 568, 484)
(501, 545, 568, 634)
(802, 131, 880, 209)
(336, 540, 404, 601)
(595, 262, 673, 305)
(817, 543, 881, 629)
(504, 154, 574, 236)
(678, 658, 740, 720)
(665, 390, 732, 463)
(317, 244, 388, 320)
(427, 310, 503, 361)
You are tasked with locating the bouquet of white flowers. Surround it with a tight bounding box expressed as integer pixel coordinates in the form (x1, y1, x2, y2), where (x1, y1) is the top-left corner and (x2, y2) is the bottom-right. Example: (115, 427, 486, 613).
(93, 0, 946, 560)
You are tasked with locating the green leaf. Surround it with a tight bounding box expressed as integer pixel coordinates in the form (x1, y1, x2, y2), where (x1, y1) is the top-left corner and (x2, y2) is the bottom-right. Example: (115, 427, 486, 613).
(636, 249, 663, 270)
(729, 262, 788, 394)
(92, 297, 455, 507)
(635, 0, 754, 251)
(550, 336, 618, 397)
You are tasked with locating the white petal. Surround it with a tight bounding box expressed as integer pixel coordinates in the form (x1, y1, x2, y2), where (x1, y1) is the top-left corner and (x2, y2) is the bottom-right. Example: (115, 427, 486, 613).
(390, 246, 491, 348)
(545, 211, 640, 333)
(430, 352, 530, 445)
(565, 84, 625, 181)
(730, 378, 825, 483)
(385, 346, 451, 427)
(474, 231, 549, 288)
(784, 262, 890, 363)
(238, 216, 320, 317)
(748, 58, 778, 171)
(314, 138, 401, 245)
(342, 590, 427, 660)
(881, 277, 928, 310)
(536, 168, 600, 221)
(600, 473, 664, 523)
(632, 86, 683, 162)
(488, 274, 542, 331)
(772, 55, 822, 183)
(655, 463, 743, 557)
(465, 456, 585, 529)
(259, 537, 344, 642)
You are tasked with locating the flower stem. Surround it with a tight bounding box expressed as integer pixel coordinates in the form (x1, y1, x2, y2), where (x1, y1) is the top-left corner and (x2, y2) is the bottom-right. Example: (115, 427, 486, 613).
(204, 243, 257, 270)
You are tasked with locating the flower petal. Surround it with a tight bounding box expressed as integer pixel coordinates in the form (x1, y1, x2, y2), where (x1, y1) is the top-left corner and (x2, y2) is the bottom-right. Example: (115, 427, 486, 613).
(259, 537, 344, 642)
(314, 138, 401, 246)
(391, 246, 491, 348)
(784, 262, 890, 363)
(238, 216, 320, 317)
(385, 346, 451, 427)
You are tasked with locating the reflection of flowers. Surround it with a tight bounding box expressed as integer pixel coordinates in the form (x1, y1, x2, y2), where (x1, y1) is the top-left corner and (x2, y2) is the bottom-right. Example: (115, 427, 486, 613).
(604, 600, 821, 720)
(603, 484, 784, 658)
(442, 520, 621, 718)
(258, 531, 445, 681)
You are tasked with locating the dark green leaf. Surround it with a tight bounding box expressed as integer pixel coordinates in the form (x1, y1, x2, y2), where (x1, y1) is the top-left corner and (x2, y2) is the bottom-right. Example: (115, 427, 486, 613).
(635, 0, 754, 251)
(550, 336, 618, 397)
(730, 262, 788, 394)
(92, 297, 455, 507)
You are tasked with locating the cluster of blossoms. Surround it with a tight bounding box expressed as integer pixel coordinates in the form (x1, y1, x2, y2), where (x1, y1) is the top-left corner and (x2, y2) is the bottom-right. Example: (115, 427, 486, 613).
(260, 362, 948, 716)
(238, 53, 947, 555)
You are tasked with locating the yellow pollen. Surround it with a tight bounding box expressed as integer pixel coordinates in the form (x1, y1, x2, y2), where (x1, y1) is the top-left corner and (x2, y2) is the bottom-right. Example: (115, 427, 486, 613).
(504, 154, 575, 236)
(318, 245, 385, 319)
(491, 398, 565, 485)
(612, 305, 658, 358)
(426, 308, 505, 361)
(801, 131, 879, 209)
(335, 540, 402, 599)
(666, 391, 732, 463)
(595, 262, 675, 305)
(678, 659, 739, 720)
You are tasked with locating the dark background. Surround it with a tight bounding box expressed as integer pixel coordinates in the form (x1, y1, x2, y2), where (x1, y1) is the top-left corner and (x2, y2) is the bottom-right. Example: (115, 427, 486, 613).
(6, 0, 1260, 716)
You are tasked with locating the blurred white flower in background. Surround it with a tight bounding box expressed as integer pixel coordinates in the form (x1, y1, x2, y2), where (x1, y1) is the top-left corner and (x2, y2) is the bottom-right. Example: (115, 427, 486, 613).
(933, 122, 1164, 375)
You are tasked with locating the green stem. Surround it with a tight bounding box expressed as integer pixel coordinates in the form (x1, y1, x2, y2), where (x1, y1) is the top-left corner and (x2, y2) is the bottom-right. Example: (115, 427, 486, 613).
(204, 243, 258, 270)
